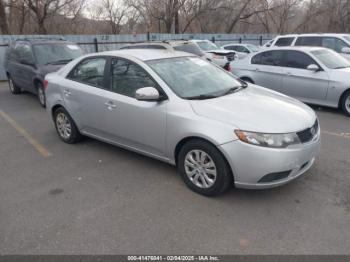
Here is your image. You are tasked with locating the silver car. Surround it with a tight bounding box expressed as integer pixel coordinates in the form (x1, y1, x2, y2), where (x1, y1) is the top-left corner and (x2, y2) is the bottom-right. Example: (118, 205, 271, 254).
(45, 50, 320, 196)
(230, 47, 350, 116)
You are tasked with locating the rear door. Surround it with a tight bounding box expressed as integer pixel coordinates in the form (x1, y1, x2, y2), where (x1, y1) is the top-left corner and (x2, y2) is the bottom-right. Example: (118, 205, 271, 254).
(250, 50, 284, 92)
(64, 56, 115, 137)
(281, 50, 329, 102)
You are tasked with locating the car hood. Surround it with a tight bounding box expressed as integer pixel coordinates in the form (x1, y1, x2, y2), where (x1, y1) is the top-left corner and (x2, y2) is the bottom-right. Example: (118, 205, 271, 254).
(39, 64, 66, 76)
(190, 85, 316, 133)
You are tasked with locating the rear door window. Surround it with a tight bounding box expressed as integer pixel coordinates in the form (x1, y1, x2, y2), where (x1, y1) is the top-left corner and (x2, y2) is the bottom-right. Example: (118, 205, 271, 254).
(252, 51, 283, 66)
(275, 37, 295, 47)
(282, 50, 316, 69)
(68, 57, 107, 88)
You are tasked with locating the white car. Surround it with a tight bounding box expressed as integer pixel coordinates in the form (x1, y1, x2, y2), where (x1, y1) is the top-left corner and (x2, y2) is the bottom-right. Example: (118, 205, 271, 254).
(189, 40, 237, 68)
(264, 34, 350, 60)
(230, 47, 350, 116)
(222, 43, 260, 59)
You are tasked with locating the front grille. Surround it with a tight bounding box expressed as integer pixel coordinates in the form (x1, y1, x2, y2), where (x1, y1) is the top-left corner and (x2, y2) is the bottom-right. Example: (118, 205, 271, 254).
(225, 52, 235, 61)
(297, 120, 319, 143)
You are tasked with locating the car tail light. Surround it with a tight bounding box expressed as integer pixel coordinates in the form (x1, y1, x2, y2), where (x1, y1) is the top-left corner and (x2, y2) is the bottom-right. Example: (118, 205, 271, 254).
(227, 63, 231, 72)
(43, 80, 49, 90)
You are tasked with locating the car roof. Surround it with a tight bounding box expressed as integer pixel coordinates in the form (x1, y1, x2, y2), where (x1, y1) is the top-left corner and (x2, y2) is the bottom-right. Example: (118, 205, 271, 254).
(260, 46, 327, 52)
(97, 49, 195, 61)
(275, 33, 350, 38)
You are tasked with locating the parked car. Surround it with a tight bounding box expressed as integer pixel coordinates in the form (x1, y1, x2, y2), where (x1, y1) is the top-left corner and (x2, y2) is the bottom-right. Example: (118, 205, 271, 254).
(121, 40, 234, 70)
(45, 49, 320, 196)
(189, 40, 238, 68)
(263, 34, 350, 60)
(4, 38, 84, 107)
(221, 43, 260, 59)
(230, 47, 350, 116)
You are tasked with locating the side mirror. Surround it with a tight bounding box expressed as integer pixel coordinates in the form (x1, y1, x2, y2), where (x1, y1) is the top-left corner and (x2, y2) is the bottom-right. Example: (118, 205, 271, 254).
(135, 87, 160, 101)
(341, 47, 350, 54)
(307, 64, 320, 72)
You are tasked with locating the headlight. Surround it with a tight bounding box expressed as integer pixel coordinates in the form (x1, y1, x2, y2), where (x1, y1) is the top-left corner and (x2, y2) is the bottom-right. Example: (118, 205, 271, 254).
(235, 130, 301, 148)
(212, 53, 225, 59)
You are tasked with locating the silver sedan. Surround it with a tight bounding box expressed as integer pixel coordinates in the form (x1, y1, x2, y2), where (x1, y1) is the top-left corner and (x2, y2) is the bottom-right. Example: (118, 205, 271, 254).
(230, 46, 350, 116)
(45, 49, 320, 196)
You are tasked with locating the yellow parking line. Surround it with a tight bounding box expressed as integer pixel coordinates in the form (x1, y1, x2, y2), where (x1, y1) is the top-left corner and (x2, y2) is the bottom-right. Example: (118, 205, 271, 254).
(0, 110, 52, 157)
(322, 130, 350, 139)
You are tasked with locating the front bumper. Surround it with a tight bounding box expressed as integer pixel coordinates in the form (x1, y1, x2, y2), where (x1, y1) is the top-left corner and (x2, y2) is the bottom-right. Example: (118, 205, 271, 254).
(218, 131, 321, 189)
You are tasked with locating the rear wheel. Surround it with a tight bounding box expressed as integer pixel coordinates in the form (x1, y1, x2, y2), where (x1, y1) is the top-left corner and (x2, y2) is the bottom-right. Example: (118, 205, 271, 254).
(340, 90, 350, 117)
(36, 82, 46, 107)
(8, 76, 21, 94)
(177, 140, 233, 196)
(53, 107, 82, 144)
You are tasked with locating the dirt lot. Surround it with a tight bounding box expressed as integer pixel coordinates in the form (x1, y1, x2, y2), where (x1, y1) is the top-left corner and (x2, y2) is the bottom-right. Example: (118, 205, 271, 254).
(0, 81, 349, 254)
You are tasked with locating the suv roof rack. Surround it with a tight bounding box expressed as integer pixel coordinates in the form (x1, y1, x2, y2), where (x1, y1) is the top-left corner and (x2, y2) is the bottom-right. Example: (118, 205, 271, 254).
(15, 36, 67, 42)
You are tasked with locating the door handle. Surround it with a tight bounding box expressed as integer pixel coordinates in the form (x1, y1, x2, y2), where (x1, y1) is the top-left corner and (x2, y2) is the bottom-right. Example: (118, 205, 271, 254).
(255, 68, 260, 72)
(63, 89, 71, 96)
(104, 101, 117, 110)
(286, 72, 292, 76)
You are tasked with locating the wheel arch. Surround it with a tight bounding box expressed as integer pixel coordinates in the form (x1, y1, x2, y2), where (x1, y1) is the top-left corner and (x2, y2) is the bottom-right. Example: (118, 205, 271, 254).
(240, 76, 255, 84)
(338, 88, 350, 108)
(174, 136, 235, 184)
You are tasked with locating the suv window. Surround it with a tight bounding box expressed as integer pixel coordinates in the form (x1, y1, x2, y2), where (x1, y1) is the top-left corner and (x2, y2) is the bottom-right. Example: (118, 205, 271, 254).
(230, 46, 249, 53)
(251, 51, 283, 66)
(322, 37, 349, 53)
(16, 42, 35, 64)
(68, 57, 107, 88)
(275, 37, 295, 47)
(283, 51, 316, 69)
(295, 37, 322, 46)
(110, 58, 157, 98)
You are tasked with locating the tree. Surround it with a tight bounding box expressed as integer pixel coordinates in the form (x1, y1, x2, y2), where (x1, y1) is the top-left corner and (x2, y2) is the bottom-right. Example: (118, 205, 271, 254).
(0, 0, 10, 34)
(23, 0, 80, 34)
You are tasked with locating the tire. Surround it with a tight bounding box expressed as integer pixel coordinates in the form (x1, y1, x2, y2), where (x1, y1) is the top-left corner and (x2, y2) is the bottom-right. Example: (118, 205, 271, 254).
(8, 76, 21, 94)
(36, 82, 46, 108)
(177, 139, 233, 196)
(340, 90, 350, 117)
(53, 107, 83, 144)
(241, 77, 254, 84)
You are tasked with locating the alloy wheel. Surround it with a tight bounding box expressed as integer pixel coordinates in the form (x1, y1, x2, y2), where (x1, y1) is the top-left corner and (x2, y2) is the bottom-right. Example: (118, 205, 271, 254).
(184, 149, 217, 189)
(56, 113, 72, 140)
(346, 95, 350, 114)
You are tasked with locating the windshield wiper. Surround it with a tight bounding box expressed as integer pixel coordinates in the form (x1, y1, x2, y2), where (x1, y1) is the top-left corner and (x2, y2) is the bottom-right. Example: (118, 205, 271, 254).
(186, 94, 219, 100)
(333, 66, 350, 69)
(46, 59, 73, 65)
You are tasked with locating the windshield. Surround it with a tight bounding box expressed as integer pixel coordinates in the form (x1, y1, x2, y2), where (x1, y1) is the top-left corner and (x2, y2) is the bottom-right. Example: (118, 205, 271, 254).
(33, 44, 84, 65)
(147, 57, 243, 99)
(311, 49, 350, 69)
(247, 44, 259, 52)
(196, 41, 220, 51)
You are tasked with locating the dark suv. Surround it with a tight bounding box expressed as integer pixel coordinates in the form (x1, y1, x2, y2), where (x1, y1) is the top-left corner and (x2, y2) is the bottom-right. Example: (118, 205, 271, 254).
(4, 38, 84, 107)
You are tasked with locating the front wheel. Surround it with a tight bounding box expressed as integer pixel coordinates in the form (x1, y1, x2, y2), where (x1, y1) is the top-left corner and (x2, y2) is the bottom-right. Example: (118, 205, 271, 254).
(54, 107, 83, 144)
(341, 90, 350, 117)
(177, 140, 233, 196)
(8, 76, 21, 94)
